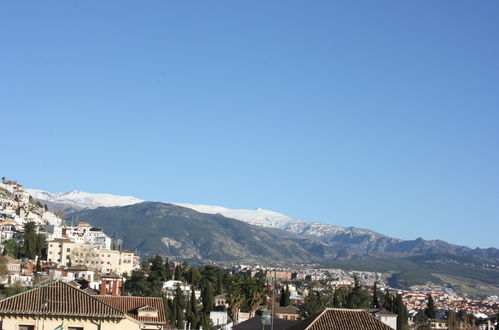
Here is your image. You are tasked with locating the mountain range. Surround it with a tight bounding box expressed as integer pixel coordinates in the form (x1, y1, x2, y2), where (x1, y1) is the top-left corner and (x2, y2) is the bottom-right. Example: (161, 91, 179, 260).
(29, 188, 499, 295)
(28, 188, 498, 260)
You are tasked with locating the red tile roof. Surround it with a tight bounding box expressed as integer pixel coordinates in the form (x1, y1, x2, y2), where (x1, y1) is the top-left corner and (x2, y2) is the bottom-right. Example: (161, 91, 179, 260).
(286, 308, 395, 330)
(0, 281, 124, 320)
(95, 295, 169, 325)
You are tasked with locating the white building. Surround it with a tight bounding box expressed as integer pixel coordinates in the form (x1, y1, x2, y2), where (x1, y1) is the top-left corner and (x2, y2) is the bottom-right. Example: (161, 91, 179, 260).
(210, 310, 233, 330)
(162, 280, 201, 300)
(47, 239, 136, 275)
(64, 222, 112, 249)
(46, 224, 63, 241)
(13, 190, 30, 204)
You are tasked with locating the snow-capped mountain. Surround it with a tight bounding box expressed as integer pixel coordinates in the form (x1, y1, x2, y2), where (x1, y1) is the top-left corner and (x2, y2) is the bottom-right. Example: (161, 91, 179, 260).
(172, 202, 382, 238)
(27, 188, 385, 240)
(26, 189, 143, 210)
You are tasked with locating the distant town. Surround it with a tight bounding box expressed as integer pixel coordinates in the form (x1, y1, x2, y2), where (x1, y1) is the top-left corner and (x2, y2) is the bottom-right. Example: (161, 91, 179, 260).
(0, 177, 497, 330)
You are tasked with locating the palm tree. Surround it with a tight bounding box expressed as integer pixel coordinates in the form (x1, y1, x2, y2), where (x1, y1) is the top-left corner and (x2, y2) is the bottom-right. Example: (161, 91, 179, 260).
(247, 278, 266, 318)
(228, 277, 245, 325)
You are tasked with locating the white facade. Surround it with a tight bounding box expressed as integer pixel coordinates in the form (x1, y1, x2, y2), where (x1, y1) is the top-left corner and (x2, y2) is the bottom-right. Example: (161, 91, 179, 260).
(374, 313, 397, 330)
(64, 222, 112, 249)
(47, 240, 136, 275)
(210, 311, 233, 330)
(162, 280, 201, 300)
(46, 224, 63, 241)
(13, 190, 30, 204)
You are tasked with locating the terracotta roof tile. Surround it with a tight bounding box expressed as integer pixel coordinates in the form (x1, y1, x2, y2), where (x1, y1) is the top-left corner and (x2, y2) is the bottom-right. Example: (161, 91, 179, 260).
(0, 281, 124, 320)
(286, 308, 394, 330)
(96, 295, 169, 325)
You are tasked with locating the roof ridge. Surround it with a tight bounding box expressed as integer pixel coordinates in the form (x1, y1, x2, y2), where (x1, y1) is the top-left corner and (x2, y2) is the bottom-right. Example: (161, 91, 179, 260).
(101, 295, 162, 299)
(0, 279, 59, 302)
(305, 308, 329, 330)
(61, 282, 127, 316)
(1, 280, 126, 318)
(324, 308, 367, 312)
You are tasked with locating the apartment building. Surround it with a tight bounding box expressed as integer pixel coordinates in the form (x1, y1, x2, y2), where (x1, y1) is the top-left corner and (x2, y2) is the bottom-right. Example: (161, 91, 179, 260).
(47, 239, 135, 275)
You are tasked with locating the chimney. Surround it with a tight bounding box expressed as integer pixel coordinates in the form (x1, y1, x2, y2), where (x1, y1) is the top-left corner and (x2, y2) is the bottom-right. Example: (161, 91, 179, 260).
(112, 278, 118, 296)
(100, 279, 107, 295)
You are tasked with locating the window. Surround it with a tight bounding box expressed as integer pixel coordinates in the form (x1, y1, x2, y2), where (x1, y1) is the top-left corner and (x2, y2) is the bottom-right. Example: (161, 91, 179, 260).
(18, 325, 35, 330)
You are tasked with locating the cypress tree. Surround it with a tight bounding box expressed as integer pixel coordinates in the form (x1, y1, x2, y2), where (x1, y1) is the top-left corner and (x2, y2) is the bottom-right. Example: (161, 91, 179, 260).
(202, 281, 214, 314)
(22, 222, 37, 259)
(425, 294, 437, 320)
(279, 287, 286, 307)
(382, 289, 394, 312)
(393, 294, 409, 330)
(174, 265, 182, 281)
(173, 286, 186, 329)
(346, 282, 371, 309)
(187, 288, 198, 329)
(165, 259, 173, 280)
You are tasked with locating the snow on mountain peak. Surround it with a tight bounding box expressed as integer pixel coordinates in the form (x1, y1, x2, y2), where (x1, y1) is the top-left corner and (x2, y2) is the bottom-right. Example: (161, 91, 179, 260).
(26, 188, 143, 210)
(27, 188, 381, 239)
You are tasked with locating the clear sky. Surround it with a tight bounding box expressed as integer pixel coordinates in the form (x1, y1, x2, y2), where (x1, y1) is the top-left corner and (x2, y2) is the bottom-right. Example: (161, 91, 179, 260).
(1, 1, 498, 248)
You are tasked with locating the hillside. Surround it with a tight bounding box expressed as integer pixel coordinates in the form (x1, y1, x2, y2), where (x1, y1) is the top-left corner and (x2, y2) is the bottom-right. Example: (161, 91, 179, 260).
(32, 188, 499, 262)
(66, 202, 329, 264)
(66, 202, 499, 295)
(326, 254, 499, 296)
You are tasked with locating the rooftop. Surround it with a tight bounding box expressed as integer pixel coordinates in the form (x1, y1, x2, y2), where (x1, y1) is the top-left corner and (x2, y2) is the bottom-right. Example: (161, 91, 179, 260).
(286, 308, 395, 330)
(0, 281, 124, 320)
(95, 295, 169, 325)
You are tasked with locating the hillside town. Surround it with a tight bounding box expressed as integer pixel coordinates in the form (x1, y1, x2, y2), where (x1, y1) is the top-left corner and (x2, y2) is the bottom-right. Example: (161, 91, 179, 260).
(0, 178, 497, 330)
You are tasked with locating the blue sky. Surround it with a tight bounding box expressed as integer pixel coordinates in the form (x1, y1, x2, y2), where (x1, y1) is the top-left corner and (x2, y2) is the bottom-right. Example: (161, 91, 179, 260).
(1, 1, 498, 248)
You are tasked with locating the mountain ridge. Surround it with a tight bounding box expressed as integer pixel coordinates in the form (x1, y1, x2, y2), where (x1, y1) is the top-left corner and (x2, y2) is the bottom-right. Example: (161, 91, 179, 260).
(28, 188, 395, 245)
(29, 188, 498, 255)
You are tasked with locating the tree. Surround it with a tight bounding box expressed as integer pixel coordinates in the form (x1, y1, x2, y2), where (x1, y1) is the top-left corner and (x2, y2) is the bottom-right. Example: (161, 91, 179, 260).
(413, 309, 430, 329)
(35, 233, 47, 259)
(228, 276, 245, 324)
(0, 256, 8, 276)
(346, 279, 371, 309)
(279, 284, 291, 307)
(174, 265, 183, 281)
(332, 287, 349, 308)
(150, 255, 165, 278)
(382, 289, 394, 312)
(246, 278, 266, 317)
(173, 286, 186, 329)
(186, 287, 198, 329)
(3, 239, 19, 258)
(300, 290, 328, 318)
(201, 281, 214, 314)
(164, 259, 173, 280)
(3, 280, 26, 297)
(447, 309, 458, 330)
(425, 294, 436, 320)
(185, 267, 202, 288)
(124, 270, 151, 296)
(21, 222, 38, 259)
(199, 312, 212, 330)
(393, 294, 409, 330)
